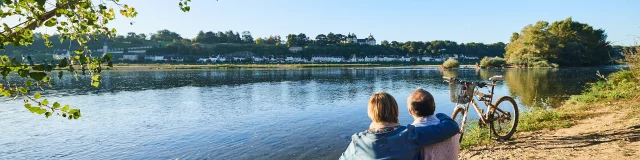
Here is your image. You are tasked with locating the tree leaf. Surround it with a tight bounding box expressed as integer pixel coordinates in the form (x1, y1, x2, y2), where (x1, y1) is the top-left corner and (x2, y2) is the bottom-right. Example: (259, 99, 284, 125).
(45, 112, 52, 118)
(44, 18, 57, 27)
(32, 65, 45, 71)
(18, 87, 27, 94)
(29, 72, 47, 81)
(34, 92, 41, 99)
(61, 105, 70, 112)
(41, 99, 49, 106)
(52, 102, 60, 109)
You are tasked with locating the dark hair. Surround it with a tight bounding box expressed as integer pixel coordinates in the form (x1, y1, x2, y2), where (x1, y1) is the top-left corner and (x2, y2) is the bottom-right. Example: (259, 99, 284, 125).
(408, 88, 436, 117)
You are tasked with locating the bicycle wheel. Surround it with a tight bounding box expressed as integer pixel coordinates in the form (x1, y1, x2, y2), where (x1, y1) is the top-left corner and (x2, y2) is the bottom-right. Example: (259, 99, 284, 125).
(489, 96, 519, 140)
(451, 107, 466, 143)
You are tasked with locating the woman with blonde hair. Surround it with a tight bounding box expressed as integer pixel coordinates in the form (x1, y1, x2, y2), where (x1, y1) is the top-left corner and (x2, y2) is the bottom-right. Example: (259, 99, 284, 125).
(340, 92, 459, 160)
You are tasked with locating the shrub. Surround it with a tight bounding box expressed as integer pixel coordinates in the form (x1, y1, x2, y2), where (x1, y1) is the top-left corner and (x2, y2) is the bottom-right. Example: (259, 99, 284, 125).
(531, 60, 559, 68)
(479, 56, 506, 68)
(441, 58, 460, 69)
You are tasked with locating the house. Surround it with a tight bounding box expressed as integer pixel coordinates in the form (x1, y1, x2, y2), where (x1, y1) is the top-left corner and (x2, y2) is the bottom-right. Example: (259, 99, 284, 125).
(165, 56, 184, 62)
(197, 58, 210, 63)
(53, 50, 71, 60)
(312, 56, 343, 62)
(122, 54, 138, 61)
(144, 55, 165, 61)
(420, 57, 432, 61)
(399, 56, 411, 62)
(345, 33, 376, 45)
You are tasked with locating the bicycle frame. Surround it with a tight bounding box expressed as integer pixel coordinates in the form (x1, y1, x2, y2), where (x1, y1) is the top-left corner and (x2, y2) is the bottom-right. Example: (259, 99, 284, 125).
(456, 81, 499, 126)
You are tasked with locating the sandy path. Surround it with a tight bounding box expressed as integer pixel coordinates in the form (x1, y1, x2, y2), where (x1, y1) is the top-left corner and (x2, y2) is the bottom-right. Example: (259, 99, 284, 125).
(460, 110, 640, 159)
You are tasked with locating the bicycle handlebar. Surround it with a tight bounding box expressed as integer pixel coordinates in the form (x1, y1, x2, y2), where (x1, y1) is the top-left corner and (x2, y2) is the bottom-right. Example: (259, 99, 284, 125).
(443, 77, 489, 88)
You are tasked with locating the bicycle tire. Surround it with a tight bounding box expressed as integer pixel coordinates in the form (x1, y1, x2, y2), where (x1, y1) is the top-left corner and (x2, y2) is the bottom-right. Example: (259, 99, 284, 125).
(451, 107, 466, 143)
(489, 96, 519, 140)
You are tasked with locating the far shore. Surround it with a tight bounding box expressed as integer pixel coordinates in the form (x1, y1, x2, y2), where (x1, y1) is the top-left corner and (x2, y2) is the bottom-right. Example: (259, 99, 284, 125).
(110, 63, 479, 71)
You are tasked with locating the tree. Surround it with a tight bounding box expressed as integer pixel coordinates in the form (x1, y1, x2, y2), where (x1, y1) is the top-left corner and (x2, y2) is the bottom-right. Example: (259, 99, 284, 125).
(286, 34, 297, 47)
(381, 40, 390, 47)
(0, 0, 193, 119)
(255, 37, 265, 45)
(327, 32, 337, 45)
(315, 34, 327, 46)
(241, 31, 254, 44)
(296, 33, 309, 46)
(505, 17, 611, 67)
(151, 29, 183, 42)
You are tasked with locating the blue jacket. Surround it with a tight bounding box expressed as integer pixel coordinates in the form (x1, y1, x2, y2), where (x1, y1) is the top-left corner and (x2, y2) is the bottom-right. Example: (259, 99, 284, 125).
(339, 113, 459, 160)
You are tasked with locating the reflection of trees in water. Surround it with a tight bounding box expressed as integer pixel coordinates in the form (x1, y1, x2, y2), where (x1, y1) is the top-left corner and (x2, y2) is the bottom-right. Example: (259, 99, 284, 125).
(504, 68, 566, 108)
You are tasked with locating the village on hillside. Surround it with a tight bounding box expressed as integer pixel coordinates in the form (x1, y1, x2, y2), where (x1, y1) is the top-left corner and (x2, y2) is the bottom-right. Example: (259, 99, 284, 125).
(47, 38, 480, 64)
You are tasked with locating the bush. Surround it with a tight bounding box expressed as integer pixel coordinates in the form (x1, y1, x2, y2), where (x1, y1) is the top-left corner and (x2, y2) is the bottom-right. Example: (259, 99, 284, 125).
(531, 60, 559, 68)
(441, 58, 460, 69)
(479, 56, 506, 68)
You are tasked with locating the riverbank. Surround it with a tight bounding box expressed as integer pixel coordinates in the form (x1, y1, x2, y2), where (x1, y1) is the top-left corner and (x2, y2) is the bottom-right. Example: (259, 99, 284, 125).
(460, 56, 640, 159)
(111, 63, 477, 71)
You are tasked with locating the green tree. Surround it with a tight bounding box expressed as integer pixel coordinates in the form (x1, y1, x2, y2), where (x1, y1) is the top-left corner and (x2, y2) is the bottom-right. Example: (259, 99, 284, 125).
(241, 31, 254, 44)
(315, 34, 327, 46)
(255, 37, 265, 45)
(150, 29, 183, 42)
(505, 17, 611, 67)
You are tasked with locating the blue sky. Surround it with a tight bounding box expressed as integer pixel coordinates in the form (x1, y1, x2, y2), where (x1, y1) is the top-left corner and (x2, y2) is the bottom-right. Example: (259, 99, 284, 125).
(59, 0, 640, 45)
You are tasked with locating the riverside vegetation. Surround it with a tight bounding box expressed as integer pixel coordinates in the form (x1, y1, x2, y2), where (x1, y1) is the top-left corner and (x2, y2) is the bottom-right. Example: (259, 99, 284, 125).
(459, 44, 640, 150)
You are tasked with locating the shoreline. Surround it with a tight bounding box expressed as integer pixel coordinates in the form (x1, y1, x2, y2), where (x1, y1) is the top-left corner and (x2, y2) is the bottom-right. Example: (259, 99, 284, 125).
(111, 63, 479, 71)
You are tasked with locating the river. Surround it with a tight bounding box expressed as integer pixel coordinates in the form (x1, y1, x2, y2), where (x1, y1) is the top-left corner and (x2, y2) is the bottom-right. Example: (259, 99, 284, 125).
(0, 66, 625, 159)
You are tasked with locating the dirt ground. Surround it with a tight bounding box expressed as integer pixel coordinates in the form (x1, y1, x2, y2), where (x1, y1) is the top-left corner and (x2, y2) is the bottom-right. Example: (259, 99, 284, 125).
(460, 108, 640, 160)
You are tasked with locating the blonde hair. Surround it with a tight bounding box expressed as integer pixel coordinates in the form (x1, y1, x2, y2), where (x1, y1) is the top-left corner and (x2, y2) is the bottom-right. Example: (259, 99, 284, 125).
(368, 92, 399, 123)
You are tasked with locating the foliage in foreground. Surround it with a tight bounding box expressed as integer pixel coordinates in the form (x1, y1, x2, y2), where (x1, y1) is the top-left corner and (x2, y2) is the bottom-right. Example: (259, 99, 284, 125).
(1, 0, 192, 119)
(441, 58, 460, 69)
(479, 56, 506, 68)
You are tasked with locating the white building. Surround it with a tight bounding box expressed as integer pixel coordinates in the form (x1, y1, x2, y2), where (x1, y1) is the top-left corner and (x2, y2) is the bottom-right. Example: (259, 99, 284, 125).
(103, 41, 108, 56)
(144, 55, 165, 61)
(312, 56, 343, 62)
(420, 57, 432, 61)
(285, 56, 307, 63)
(53, 50, 71, 60)
(122, 55, 138, 61)
(345, 33, 376, 45)
(399, 56, 411, 62)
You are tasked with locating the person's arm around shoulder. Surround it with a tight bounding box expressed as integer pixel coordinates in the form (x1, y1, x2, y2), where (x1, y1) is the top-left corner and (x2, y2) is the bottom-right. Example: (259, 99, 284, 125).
(407, 113, 460, 147)
(339, 134, 359, 160)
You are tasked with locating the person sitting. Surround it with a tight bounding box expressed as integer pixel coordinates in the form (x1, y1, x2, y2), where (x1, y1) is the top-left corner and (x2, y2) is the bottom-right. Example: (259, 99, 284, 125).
(408, 88, 460, 160)
(340, 92, 459, 160)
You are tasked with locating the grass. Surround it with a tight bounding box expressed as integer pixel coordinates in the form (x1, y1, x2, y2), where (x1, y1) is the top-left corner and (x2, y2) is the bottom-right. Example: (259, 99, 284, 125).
(460, 120, 492, 149)
(517, 109, 573, 132)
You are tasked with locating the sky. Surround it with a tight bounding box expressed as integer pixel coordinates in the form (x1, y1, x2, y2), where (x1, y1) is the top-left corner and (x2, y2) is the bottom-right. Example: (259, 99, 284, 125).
(36, 0, 640, 45)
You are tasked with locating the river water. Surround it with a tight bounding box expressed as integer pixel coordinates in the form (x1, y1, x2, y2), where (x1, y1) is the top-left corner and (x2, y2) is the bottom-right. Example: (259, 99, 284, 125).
(0, 66, 625, 159)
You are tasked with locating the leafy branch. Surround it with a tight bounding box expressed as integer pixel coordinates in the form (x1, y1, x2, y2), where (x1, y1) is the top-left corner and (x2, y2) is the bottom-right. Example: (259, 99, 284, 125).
(0, 0, 195, 119)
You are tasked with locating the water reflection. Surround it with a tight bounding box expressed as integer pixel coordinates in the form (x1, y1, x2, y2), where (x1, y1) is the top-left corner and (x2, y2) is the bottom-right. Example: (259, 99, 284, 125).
(0, 67, 624, 159)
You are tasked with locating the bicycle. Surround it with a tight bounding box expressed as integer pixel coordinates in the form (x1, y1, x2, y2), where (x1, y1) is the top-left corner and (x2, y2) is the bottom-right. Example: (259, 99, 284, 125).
(443, 75, 519, 142)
